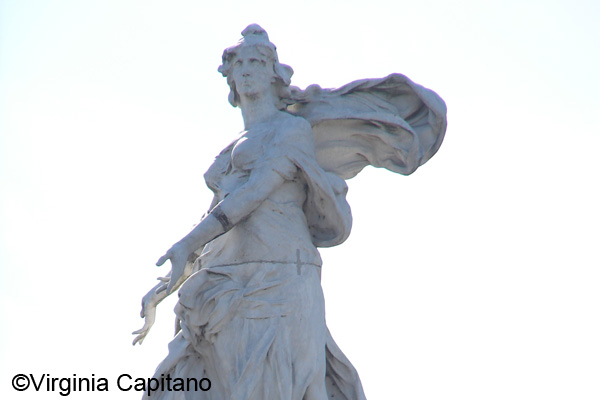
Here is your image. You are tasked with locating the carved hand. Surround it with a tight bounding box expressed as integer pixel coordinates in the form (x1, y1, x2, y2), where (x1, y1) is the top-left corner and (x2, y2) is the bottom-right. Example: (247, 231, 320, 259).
(156, 243, 190, 295)
(132, 278, 168, 345)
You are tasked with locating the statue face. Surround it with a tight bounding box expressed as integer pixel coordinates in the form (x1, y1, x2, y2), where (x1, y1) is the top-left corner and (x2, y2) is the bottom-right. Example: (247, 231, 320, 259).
(230, 46, 274, 99)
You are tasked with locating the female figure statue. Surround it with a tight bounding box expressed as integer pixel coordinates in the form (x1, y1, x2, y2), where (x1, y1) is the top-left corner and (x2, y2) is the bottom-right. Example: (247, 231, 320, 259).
(134, 24, 446, 400)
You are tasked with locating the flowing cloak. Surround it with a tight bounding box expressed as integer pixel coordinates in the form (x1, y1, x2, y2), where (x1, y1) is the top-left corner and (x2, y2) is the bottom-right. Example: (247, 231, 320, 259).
(289, 73, 447, 180)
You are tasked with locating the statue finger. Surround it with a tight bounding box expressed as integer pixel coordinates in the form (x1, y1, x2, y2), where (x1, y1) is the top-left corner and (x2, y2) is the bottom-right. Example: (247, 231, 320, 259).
(156, 253, 170, 266)
(132, 334, 145, 346)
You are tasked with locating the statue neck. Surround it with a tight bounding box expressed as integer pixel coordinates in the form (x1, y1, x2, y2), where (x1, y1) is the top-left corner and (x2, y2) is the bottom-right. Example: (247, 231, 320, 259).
(239, 93, 280, 129)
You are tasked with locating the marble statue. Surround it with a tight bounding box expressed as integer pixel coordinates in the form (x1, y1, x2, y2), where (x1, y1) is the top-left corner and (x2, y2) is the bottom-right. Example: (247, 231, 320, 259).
(133, 24, 447, 400)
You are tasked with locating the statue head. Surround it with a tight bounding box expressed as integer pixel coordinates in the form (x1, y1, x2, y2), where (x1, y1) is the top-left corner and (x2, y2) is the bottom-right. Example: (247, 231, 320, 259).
(218, 24, 294, 109)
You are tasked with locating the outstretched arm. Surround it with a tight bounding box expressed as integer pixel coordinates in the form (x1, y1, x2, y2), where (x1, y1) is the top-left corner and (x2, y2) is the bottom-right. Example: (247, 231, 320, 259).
(134, 169, 288, 343)
(157, 162, 292, 293)
(133, 196, 217, 345)
(135, 117, 311, 344)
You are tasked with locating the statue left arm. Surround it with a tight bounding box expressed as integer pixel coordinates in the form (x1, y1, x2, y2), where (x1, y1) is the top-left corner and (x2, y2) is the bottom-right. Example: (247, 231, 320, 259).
(132, 275, 169, 345)
(132, 250, 200, 345)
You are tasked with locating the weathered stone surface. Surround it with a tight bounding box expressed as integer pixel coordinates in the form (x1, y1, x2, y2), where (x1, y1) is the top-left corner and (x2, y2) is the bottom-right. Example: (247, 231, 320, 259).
(134, 24, 446, 400)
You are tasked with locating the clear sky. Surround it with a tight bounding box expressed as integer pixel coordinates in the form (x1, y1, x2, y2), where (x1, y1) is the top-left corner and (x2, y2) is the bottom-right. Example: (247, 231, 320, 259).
(1, 1, 599, 399)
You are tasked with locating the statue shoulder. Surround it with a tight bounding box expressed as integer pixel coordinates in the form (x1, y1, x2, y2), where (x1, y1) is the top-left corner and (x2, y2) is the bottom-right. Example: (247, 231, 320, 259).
(276, 113, 313, 144)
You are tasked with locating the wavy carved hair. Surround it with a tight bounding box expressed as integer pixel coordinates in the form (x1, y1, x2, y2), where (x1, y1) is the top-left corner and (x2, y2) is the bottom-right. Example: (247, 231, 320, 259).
(218, 24, 294, 110)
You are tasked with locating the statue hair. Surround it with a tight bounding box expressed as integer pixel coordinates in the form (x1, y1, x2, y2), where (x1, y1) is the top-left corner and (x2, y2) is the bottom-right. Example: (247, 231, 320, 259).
(218, 24, 294, 110)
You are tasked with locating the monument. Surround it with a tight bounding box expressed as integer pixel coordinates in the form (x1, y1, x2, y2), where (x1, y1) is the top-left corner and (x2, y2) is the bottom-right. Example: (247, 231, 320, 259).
(133, 24, 447, 399)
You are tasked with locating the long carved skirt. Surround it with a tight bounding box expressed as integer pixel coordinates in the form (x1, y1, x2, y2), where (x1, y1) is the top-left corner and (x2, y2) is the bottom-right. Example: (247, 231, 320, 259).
(143, 261, 329, 400)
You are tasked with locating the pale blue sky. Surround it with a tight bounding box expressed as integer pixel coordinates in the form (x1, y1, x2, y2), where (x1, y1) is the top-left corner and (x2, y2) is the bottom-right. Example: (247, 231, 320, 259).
(1, 1, 599, 399)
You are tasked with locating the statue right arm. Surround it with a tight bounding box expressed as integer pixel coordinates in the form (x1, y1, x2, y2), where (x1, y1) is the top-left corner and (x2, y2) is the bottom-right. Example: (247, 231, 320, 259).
(157, 118, 311, 293)
(132, 194, 217, 345)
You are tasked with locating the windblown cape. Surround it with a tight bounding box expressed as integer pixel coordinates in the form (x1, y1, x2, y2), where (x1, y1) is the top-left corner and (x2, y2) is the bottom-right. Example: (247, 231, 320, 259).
(289, 73, 447, 180)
